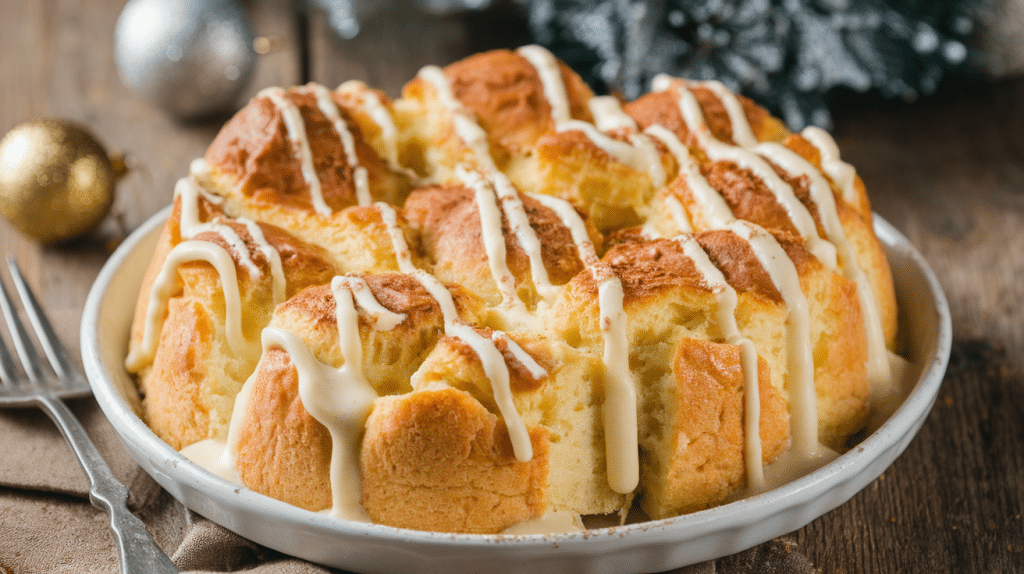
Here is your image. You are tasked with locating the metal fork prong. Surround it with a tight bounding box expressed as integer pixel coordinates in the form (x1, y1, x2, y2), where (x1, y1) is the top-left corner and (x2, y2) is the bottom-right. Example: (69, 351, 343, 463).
(0, 321, 18, 387)
(0, 271, 44, 385)
(7, 259, 79, 387)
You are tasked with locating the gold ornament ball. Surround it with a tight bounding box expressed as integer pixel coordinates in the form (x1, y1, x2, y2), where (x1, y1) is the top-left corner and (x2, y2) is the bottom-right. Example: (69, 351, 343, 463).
(0, 119, 119, 243)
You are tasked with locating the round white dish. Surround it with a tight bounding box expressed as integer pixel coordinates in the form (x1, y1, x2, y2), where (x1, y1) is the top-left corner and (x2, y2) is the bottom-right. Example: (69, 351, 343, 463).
(81, 206, 951, 574)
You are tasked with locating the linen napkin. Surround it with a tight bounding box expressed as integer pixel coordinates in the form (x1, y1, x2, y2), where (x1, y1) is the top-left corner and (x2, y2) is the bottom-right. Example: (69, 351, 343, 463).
(0, 398, 816, 574)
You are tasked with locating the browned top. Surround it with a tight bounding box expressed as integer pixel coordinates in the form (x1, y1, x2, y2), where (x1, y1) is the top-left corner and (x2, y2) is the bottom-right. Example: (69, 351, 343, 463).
(583, 238, 710, 303)
(624, 90, 699, 147)
(276, 272, 459, 332)
(403, 183, 589, 288)
(701, 161, 801, 236)
(442, 49, 594, 154)
(204, 86, 387, 213)
(186, 218, 335, 297)
(443, 326, 550, 394)
(694, 230, 783, 303)
(624, 82, 788, 147)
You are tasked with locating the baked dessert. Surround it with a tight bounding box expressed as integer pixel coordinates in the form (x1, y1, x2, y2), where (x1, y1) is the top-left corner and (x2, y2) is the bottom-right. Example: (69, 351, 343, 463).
(125, 45, 904, 534)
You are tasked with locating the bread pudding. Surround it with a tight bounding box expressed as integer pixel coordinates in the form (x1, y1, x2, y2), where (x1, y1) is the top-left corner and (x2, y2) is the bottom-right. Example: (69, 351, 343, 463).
(125, 46, 904, 534)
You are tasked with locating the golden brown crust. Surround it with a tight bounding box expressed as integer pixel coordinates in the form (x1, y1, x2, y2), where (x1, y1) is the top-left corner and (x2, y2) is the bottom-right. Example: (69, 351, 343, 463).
(403, 182, 592, 304)
(205, 86, 409, 215)
(360, 388, 549, 533)
(234, 348, 333, 511)
(640, 337, 788, 518)
(587, 238, 711, 304)
(444, 49, 593, 156)
(695, 230, 784, 303)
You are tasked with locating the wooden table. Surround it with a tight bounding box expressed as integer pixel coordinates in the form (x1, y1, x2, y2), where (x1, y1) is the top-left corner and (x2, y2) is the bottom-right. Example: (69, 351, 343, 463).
(1, 1, 1022, 572)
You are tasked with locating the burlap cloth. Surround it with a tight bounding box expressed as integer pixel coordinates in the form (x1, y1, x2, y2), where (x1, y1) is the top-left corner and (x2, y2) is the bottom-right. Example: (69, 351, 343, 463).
(0, 398, 817, 574)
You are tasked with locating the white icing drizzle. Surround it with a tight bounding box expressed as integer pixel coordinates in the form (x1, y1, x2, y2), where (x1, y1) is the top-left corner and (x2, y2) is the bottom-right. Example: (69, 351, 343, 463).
(516, 45, 572, 125)
(413, 69, 558, 301)
(528, 192, 639, 494)
(455, 166, 523, 308)
(665, 195, 694, 234)
(334, 275, 407, 331)
(754, 143, 892, 390)
(374, 202, 416, 272)
(490, 171, 556, 299)
(262, 326, 377, 522)
(500, 509, 585, 535)
(519, 46, 666, 188)
(417, 65, 463, 113)
(237, 218, 286, 305)
(259, 87, 332, 216)
(125, 240, 248, 371)
(417, 65, 499, 173)
(645, 125, 734, 229)
(189, 157, 214, 180)
(374, 202, 538, 462)
(652, 77, 838, 270)
(696, 80, 758, 147)
(336, 80, 406, 176)
(557, 120, 666, 188)
(175, 177, 260, 278)
(728, 221, 818, 457)
(492, 331, 547, 381)
(310, 84, 372, 207)
(676, 235, 765, 492)
(800, 126, 861, 207)
(176, 176, 287, 305)
(588, 95, 637, 132)
(448, 322, 534, 462)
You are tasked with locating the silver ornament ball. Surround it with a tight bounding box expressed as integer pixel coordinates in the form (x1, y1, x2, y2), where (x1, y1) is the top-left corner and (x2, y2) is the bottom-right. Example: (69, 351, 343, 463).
(115, 0, 256, 119)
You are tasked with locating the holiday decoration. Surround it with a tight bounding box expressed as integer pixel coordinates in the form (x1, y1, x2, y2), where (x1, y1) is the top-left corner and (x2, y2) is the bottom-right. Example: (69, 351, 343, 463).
(0, 120, 125, 244)
(525, 0, 984, 128)
(115, 0, 256, 119)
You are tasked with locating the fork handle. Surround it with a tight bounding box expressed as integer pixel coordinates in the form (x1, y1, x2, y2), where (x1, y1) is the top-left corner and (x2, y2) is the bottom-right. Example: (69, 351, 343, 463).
(36, 395, 179, 574)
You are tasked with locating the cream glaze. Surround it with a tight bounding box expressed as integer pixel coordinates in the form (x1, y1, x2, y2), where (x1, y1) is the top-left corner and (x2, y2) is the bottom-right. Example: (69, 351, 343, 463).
(258, 87, 332, 216)
(527, 192, 639, 494)
(728, 221, 819, 457)
(125, 240, 248, 371)
(500, 509, 586, 535)
(418, 66, 559, 303)
(374, 202, 538, 462)
(676, 234, 765, 492)
(753, 142, 892, 391)
(645, 124, 734, 228)
(455, 166, 522, 308)
(652, 76, 838, 270)
(800, 126, 860, 207)
(519, 45, 665, 188)
(126, 174, 291, 372)
(262, 325, 376, 522)
(660, 77, 893, 396)
(310, 84, 372, 207)
(588, 95, 637, 132)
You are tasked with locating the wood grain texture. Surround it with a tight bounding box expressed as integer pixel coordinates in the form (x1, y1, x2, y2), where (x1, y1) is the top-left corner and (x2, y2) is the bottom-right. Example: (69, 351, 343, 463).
(0, 1, 1022, 572)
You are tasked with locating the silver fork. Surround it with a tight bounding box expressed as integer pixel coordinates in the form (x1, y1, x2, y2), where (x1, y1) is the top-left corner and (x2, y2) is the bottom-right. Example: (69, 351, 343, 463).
(0, 258, 178, 574)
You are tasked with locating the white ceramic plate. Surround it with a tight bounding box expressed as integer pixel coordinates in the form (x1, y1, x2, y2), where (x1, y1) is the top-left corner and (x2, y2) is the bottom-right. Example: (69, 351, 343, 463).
(81, 206, 951, 574)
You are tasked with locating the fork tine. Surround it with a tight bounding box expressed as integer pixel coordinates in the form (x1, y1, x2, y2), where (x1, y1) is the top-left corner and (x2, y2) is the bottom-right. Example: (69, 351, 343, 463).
(0, 318, 18, 387)
(0, 267, 44, 385)
(7, 258, 79, 387)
